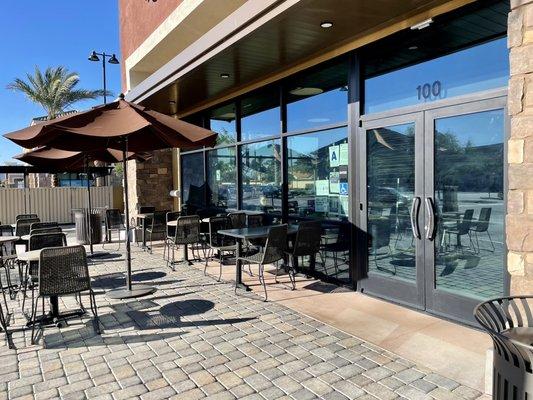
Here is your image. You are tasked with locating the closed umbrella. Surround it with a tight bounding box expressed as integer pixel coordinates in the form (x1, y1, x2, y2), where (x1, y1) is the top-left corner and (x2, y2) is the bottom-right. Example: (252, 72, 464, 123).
(5, 94, 217, 299)
(14, 146, 149, 256)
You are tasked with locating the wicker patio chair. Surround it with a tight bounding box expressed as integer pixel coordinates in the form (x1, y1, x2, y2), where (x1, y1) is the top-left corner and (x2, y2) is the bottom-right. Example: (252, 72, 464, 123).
(205, 216, 236, 280)
(30, 227, 62, 236)
(146, 211, 168, 253)
(165, 216, 200, 269)
(16, 214, 38, 221)
(237, 224, 287, 301)
(30, 245, 100, 344)
(475, 296, 533, 399)
(104, 209, 125, 250)
(470, 207, 495, 253)
(22, 233, 66, 315)
(228, 212, 246, 229)
(30, 222, 59, 231)
(283, 223, 321, 289)
(15, 218, 40, 237)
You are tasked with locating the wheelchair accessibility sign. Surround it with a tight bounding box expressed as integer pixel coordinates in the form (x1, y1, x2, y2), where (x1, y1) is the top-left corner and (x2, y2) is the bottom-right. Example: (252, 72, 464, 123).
(339, 182, 348, 195)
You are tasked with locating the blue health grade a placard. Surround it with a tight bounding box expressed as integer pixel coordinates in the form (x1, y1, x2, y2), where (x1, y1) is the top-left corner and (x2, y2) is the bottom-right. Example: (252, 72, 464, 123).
(339, 182, 348, 196)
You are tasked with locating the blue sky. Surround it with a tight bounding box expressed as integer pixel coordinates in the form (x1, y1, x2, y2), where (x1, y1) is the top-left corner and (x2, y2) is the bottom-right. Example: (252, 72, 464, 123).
(0, 1, 121, 164)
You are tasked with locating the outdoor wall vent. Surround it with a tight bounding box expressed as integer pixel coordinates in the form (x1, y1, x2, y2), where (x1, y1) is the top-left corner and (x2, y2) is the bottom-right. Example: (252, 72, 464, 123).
(410, 18, 433, 30)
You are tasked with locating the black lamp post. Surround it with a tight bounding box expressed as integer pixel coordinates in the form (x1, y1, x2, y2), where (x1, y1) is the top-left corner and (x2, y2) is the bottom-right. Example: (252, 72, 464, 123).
(88, 51, 119, 104)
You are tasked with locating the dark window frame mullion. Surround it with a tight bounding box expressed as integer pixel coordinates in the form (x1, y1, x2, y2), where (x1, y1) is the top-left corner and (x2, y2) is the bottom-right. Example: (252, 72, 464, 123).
(280, 82, 288, 224)
(236, 98, 243, 210)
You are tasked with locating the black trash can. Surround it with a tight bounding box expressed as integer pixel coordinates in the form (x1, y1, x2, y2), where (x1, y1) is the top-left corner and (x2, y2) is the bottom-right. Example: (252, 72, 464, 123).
(475, 296, 533, 398)
(73, 208, 103, 245)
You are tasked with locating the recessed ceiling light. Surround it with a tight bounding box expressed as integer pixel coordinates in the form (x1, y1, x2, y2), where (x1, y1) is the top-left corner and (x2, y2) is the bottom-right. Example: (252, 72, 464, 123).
(408, 45, 418, 50)
(289, 87, 324, 96)
(410, 18, 433, 30)
(220, 73, 230, 79)
(320, 21, 333, 29)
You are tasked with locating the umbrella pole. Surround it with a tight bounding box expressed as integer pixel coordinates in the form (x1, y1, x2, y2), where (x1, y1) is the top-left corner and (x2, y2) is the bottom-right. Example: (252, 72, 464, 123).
(86, 157, 94, 255)
(123, 150, 132, 291)
(107, 141, 155, 300)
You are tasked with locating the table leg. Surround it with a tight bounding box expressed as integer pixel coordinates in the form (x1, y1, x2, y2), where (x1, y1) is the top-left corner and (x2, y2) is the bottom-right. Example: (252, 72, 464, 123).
(235, 240, 250, 291)
(142, 219, 147, 250)
(50, 296, 59, 318)
(183, 244, 192, 265)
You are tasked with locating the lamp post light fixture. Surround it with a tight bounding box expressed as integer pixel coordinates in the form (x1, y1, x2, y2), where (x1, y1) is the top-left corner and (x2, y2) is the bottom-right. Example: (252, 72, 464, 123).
(88, 51, 119, 104)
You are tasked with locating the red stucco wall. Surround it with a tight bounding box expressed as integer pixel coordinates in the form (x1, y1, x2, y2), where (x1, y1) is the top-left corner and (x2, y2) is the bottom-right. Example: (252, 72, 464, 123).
(119, 0, 182, 90)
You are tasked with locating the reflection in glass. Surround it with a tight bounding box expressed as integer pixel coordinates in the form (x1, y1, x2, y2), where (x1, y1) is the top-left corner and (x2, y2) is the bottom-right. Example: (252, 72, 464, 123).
(434, 109, 504, 301)
(241, 86, 280, 141)
(207, 147, 236, 210)
(364, 38, 509, 114)
(367, 123, 415, 282)
(241, 140, 281, 215)
(209, 103, 237, 145)
(287, 58, 348, 132)
(287, 128, 349, 283)
(181, 153, 205, 210)
(287, 127, 348, 221)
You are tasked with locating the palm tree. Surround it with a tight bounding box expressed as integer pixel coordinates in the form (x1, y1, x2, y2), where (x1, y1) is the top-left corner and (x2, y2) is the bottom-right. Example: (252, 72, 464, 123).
(7, 66, 111, 119)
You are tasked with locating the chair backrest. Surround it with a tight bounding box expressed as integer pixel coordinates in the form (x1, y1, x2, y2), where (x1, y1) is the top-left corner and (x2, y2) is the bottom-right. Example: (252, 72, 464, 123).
(106, 209, 124, 230)
(293, 225, 322, 257)
(30, 222, 58, 231)
(29, 233, 66, 251)
(174, 215, 200, 244)
(30, 227, 62, 236)
(150, 211, 168, 229)
(138, 206, 155, 214)
(15, 218, 40, 237)
(457, 209, 474, 235)
(261, 225, 287, 264)
(39, 245, 90, 296)
(247, 214, 264, 228)
(166, 211, 180, 237)
(16, 214, 38, 221)
(474, 207, 492, 232)
(0, 224, 14, 237)
(228, 212, 246, 229)
(208, 216, 234, 247)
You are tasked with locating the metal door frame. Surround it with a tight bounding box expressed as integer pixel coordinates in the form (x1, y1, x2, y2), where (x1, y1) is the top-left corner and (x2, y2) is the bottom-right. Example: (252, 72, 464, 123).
(357, 88, 508, 323)
(359, 111, 426, 309)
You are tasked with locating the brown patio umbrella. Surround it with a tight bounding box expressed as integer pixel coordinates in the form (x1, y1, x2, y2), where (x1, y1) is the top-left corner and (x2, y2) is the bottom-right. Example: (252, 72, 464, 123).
(14, 146, 149, 256)
(5, 94, 217, 299)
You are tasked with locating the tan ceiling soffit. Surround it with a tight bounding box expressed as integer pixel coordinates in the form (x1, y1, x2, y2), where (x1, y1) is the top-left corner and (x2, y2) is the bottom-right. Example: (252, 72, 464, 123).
(126, 0, 303, 103)
(175, 0, 475, 118)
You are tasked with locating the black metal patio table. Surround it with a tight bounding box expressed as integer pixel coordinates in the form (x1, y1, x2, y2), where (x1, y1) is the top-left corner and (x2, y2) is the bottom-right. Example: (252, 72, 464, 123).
(218, 224, 298, 291)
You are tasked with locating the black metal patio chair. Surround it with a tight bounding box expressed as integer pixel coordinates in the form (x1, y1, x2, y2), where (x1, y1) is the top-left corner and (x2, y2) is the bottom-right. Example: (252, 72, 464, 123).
(166, 211, 180, 242)
(104, 209, 126, 250)
(30, 245, 100, 344)
(283, 223, 321, 289)
(165, 215, 201, 269)
(30, 222, 59, 231)
(205, 216, 236, 280)
(30, 227, 62, 236)
(146, 211, 168, 253)
(228, 212, 246, 229)
(470, 207, 495, 253)
(15, 218, 40, 238)
(22, 233, 67, 315)
(16, 214, 38, 221)
(237, 224, 287, 301)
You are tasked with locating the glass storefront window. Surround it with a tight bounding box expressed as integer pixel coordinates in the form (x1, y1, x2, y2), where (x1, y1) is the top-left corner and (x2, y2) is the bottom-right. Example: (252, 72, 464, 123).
(209, 103, 237, 145)
(181, 152, 205, 210)
(286, 58, 348, 132)
(287, 127, 348, 220)
(364, 37, 509, 114)
(241, 86, 280, 141)
(207, 147, 237, 210)
(241, 140, 282, 214)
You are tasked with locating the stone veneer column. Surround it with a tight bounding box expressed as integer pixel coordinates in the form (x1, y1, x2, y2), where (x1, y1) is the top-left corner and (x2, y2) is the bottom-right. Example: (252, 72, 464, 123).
(507, 0, 533, 293)
(125, 148, 175, 218)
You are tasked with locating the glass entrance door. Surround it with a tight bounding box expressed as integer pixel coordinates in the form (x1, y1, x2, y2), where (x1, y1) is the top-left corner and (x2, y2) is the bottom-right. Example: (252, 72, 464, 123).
(424, 99, 506, 323)
(360, 96, 507, 323)
(360, 113, 426, 309)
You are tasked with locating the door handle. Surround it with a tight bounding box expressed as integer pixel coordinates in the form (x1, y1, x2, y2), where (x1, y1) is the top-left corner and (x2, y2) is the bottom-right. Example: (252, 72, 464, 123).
(410, 197, 421, 239)
(425, 197, 436, 240)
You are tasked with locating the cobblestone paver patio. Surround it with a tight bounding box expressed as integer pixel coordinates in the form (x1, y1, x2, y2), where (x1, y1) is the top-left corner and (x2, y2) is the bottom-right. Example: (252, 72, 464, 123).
(0, 244, 488, 400)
